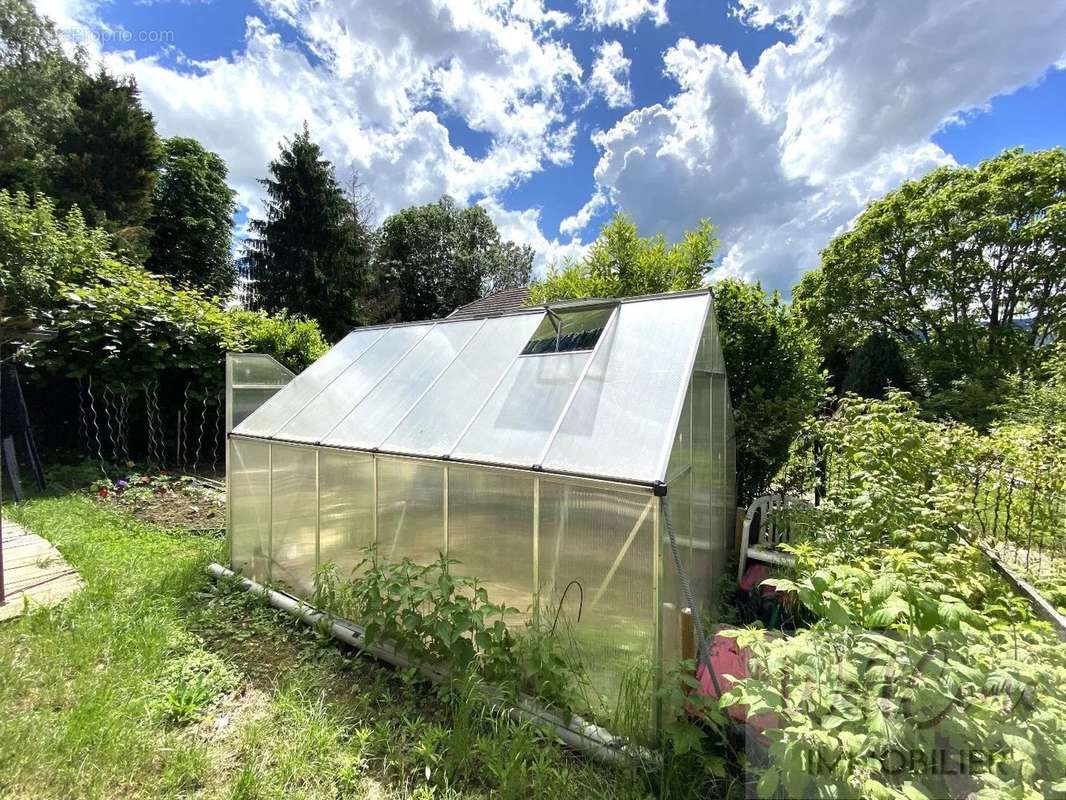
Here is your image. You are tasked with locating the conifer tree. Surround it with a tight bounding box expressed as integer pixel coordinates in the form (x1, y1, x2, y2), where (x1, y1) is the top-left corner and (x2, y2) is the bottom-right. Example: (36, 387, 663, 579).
(242, 126, 370, 340)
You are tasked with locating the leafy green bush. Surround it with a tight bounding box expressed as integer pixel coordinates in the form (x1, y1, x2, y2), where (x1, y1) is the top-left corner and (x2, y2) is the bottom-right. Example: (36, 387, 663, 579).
(2, 189, 325, 388)
(229, 309, 327, 374)
(0, 190, 107, 316)
(311, 550, 586, 714)
(713, 278, 825, 506)
(728, 394, 1066, 799)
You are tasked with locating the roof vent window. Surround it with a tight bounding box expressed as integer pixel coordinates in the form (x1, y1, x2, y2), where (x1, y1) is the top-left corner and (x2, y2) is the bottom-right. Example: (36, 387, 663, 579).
(521, 307, 613, 355)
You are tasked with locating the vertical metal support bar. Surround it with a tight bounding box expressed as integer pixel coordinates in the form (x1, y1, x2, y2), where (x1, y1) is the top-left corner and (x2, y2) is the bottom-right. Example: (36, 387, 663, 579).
(314, 448, 321, 572)
(532, 476, 540, 625)
(652, 496, 662, 738)
(442, 465, 450, 559)
(687, 378, 695, 584)
(224, 357, 233, 566)
(266, 443, 274, 584)
(372, 455, 379, 545)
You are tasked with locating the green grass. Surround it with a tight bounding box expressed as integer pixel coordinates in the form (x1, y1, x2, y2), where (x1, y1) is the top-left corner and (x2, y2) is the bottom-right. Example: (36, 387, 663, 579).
(0, 492, 651, 799)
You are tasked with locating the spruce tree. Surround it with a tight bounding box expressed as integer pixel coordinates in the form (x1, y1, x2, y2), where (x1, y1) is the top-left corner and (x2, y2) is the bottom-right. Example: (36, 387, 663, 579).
(242, 126, 370, 340)
(147, 137, 236, 297)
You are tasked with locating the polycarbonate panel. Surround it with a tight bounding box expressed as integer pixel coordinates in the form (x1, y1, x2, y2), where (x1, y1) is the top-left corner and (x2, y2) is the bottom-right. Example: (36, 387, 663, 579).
(710, 376, 733, 592)
(538, 479, 656, 715)
(376, 457, 445, 566)
(661, 381, 692, 681)
(691, 373, 714, 614)
(229, 439, 270, 582)
(318, 450, 375, 581)
(229, 353, 295, 387)
(269, 444, 318, 593)
(227, 353, 295, 432)
(451, 350, 589, 467)
(235, 328, 386, 437)
(383, 313, 543, 456)
(327, 320, 483, 449)
(447, 465, 535, 619)
(231, 388, 283, 432)
(280, 325, 434, 443)
(542, 294, 709, 483)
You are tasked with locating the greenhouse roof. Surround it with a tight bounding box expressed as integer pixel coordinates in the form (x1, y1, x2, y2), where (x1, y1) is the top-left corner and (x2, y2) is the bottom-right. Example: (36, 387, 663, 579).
(233, 289, 715, 485)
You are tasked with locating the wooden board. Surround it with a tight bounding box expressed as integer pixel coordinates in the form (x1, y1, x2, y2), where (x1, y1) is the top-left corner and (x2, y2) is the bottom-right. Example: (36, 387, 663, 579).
(0, 520, 82, 621)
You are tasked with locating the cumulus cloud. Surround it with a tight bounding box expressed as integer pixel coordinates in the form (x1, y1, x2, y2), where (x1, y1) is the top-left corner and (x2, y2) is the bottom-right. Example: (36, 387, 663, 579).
(586, 0, 1066, 292)
(559, 188, 609, 237)
(587, 40, 633, 108)
(479, 197, 589, 274)
(579, 0, 667, 30)
(38, 0, 584, 229)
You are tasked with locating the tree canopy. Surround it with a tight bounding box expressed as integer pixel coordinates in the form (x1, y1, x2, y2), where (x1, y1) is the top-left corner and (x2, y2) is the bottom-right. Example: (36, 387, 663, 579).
(795, 147, 1066, 425)
(242, 126, 372, 340)
(0, 0, 84, 196)
(373, 196, 533, 322)
(53, 68, 162, 255)
(529, 213, 716, 303)
(146, 137, 236, 297)
(713, 278, 824, 505)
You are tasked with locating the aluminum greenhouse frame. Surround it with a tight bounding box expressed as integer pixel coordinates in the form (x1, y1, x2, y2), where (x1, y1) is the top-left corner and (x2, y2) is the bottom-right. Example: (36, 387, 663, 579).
(225, 289, 736, 726)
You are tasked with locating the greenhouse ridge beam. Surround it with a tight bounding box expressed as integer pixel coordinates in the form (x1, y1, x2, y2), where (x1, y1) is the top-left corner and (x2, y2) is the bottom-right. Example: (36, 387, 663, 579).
(227, 432, 662, 493)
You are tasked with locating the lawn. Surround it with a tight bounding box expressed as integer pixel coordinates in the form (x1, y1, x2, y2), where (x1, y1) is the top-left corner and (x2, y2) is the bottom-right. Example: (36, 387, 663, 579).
(0, 489, 649, 800)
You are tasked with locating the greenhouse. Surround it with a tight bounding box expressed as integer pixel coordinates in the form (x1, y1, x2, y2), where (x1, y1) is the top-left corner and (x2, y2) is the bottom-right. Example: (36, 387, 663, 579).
(225, 289, 736, 725)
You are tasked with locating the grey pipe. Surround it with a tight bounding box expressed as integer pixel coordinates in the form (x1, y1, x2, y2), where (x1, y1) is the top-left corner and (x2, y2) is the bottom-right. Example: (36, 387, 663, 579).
(206, 563, 650, 766)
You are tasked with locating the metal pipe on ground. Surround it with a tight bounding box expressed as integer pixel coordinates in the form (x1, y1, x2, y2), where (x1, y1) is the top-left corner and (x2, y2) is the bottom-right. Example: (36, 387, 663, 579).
(206, 562, 647, 766)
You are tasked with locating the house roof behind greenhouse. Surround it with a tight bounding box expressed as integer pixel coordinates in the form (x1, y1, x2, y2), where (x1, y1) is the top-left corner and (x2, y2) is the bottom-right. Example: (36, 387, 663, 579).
(233, 290, 716, 485)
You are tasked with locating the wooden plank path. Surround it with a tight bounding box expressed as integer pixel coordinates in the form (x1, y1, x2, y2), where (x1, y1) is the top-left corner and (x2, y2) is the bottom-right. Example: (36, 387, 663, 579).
(0, 519, 82, 622)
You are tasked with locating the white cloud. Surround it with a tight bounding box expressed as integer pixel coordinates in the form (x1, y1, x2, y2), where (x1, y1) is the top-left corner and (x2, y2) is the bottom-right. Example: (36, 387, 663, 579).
(39, 0, 584, 233)
(579, 0, 667, 30)
(559, 188, 608, 237)
(587, 40, 633, 108)
(586, 0, 1066, 292)
(479, 197, 589, 275)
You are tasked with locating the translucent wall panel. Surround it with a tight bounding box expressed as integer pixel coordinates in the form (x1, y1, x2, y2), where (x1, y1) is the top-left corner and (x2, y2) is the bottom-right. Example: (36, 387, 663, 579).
(691, 373, 714, 614)
(226, 353, 295, 432)
(447, 465, 535, 620)
(383, 313, 543, 456)
(327, 320, 483, 449)
(542, 294, 708, 483)
(235, 328, 386, 437)
(377, 457, 445, 566)
(318, 450, 375, 580)
(270, 445, 318, 593)
(452, 351, 588, 467)
(229, 439, 270, 582)
(661, 382, 692, 681)
(538, 479, 656, 714)
(281, 325, 434, 443)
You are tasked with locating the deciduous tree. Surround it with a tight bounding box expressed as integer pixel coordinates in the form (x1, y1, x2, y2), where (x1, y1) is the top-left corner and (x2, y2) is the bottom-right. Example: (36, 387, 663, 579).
(373, 196, 532, 322)
(0, 0, 84, 196)
(795, 147, 1066, 426)
(529, 212, 715, 303)
(146, 137, 236, 297)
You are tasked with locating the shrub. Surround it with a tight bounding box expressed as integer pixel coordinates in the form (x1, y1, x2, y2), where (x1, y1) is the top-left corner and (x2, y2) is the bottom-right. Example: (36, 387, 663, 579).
(228, 309, 327, 374)
(0, 190, 108, 317)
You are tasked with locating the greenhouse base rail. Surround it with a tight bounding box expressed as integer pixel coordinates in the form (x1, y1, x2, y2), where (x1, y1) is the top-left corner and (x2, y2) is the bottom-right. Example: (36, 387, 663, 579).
(206, 562, 653, 766)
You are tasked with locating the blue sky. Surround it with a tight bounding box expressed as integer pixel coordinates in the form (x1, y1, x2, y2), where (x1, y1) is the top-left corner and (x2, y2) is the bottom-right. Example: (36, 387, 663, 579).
(41, 0, 1066, 291)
